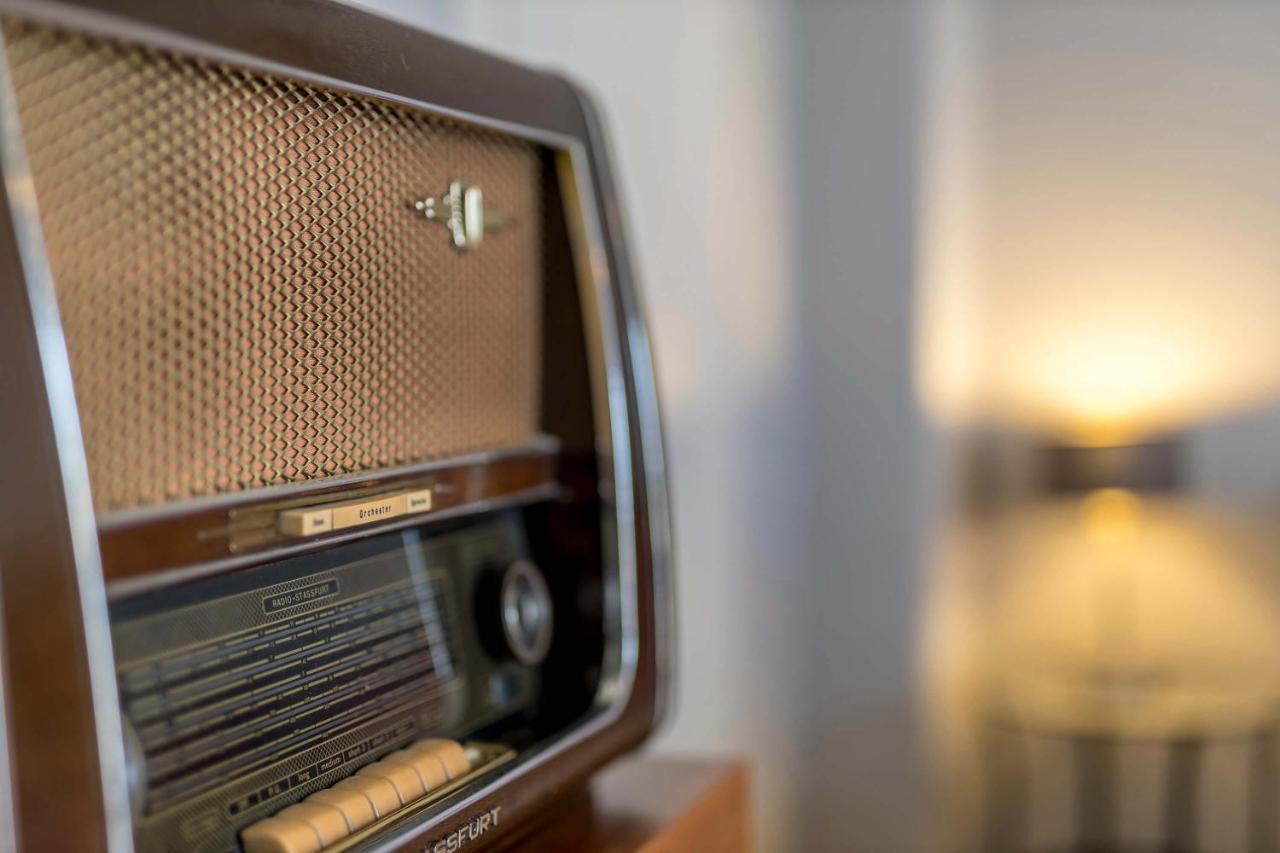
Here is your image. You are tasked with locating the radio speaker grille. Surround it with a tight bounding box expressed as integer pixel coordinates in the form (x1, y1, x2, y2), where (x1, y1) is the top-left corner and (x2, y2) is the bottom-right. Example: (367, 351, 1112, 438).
(2, 21, 544, 513)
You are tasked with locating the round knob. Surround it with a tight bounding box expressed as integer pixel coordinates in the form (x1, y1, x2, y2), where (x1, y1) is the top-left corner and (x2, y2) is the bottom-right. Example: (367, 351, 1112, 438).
(498, 560, 553, 666)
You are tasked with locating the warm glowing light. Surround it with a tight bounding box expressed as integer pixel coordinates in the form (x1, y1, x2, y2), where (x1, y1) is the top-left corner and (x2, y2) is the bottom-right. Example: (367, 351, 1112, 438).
(937, 235, 1280, 442)
(914, 19, 1280, 438)
(994, 321, 1219, 445)
(1079, 488, 1142, 545)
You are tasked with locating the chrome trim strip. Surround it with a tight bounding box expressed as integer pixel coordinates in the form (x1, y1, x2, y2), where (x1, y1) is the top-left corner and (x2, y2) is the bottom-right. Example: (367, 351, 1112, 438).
(0, 36, 134, 853)
(0, 582, 15, 853)
(634, 318, 675, 728)
(97, 436, 561, 531)
(558, 142, 638, 710)
(590, 103, 675, 729)
(580, 92, 676, 725)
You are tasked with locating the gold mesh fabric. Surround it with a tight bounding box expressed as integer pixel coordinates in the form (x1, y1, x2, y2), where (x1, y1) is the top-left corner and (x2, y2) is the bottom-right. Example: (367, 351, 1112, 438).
(2, 21, 543, 513)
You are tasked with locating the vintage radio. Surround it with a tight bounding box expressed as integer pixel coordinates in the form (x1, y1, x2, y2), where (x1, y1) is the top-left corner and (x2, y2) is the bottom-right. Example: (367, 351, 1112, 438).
(0, 1, 671, 850)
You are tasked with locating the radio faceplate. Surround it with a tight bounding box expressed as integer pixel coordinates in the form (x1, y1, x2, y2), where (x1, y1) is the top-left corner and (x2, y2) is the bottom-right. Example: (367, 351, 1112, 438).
(113, 514, 542, 852)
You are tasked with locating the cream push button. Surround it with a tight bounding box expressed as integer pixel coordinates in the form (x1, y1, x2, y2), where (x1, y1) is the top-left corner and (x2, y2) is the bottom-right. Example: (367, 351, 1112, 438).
(329, 493, 407, 530)
(403, 488, 433, 512)
(277, 488, 435, 538)
(387, 746, 448, 789)
(276, 803, 348, 846)
(306, 788, 376, 832)
(240, 817, 324, 853)
(332, 776, 400, 818)
(277, 506, 333, 537)
(240, 739, 472, 851)
(356, 760, 426, 803)
(410, 739, 471, 780)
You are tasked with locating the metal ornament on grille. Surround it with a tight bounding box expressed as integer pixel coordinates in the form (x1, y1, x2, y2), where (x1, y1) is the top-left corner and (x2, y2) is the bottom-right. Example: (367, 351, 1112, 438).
(411, 181, 514, 251)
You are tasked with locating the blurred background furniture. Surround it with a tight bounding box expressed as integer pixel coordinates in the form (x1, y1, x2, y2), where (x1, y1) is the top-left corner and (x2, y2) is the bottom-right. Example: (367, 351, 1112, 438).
(982, 657, 1280, 852)
(958, 450, 1280, 852)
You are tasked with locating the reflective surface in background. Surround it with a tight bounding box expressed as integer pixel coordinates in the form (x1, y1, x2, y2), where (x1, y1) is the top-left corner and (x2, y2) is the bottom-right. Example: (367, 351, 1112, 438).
(919, 4, 1280, 850)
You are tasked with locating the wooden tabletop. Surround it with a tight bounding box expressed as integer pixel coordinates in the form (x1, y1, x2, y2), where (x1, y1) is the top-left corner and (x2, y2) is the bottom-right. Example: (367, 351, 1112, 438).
(492, 757, 751, 852)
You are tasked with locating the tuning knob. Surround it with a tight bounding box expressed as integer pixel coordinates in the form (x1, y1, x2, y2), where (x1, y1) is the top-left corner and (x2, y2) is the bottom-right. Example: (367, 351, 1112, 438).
(480, 560, 553, 666)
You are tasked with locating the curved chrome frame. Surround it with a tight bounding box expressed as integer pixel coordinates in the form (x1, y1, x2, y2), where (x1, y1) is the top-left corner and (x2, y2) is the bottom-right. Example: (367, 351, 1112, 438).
(0, 586, 16, 853)
(0, 2, 674, 850)
(0, 33, 135, 853)
(575, 92, 677, 731)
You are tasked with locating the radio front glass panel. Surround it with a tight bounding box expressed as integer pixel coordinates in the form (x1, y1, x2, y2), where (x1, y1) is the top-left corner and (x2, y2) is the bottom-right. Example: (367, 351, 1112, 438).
(112, 516, 543, 852)
(0, 8, 653, 853)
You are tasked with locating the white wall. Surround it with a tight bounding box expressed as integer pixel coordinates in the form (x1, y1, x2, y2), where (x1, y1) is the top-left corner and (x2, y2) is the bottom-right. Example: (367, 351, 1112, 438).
(792, 3, 938, 849)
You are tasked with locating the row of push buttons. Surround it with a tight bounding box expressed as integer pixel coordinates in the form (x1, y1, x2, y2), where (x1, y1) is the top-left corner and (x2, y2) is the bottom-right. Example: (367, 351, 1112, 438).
(241, 738, 471, 853)
(277, 489, 434, 537)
